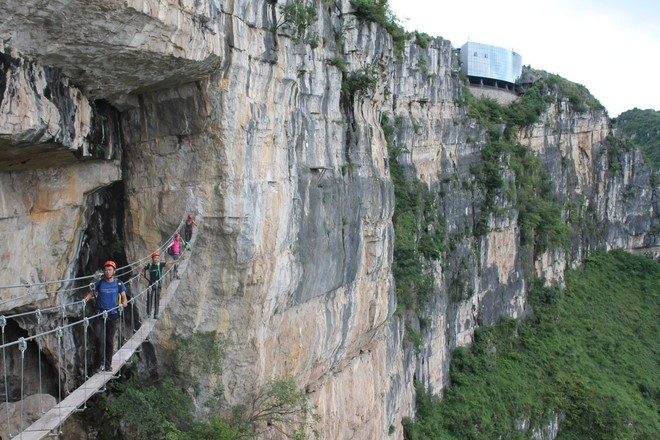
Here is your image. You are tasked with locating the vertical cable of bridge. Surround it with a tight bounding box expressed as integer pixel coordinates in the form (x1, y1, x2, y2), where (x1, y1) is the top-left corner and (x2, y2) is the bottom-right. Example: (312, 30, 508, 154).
(101, 311, 108, 375)
(114, 305, 126, 379)
(0, 316, 11, 437)
(82, 315, 89, 408)
(125, 277, 132, 339)
(134, 281, 144, 353)
(36, 309, 45, 416)
(109, 304, 125, 378)
(55, 326, 64, 436)
(130, 282, 137, 337)
(117, 306, 124, 373)
(127, 277, 136, 356)
(58, 303, 67, 432)
(18, 336, 27, 435)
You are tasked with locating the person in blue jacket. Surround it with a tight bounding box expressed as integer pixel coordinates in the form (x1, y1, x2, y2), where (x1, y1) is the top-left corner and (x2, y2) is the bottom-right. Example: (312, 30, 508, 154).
(84, 260, 128, 374)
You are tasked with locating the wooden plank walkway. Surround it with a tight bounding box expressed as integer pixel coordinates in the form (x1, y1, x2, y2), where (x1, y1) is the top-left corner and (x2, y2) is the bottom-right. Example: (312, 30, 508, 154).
(18, 251, 192, 439)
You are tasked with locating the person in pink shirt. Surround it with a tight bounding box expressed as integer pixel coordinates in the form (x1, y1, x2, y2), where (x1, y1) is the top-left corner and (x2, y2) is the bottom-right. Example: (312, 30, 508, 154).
(168, 233, 185, 279)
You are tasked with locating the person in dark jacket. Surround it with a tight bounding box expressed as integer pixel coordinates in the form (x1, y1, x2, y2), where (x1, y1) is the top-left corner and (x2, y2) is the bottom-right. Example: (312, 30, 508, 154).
(184, 214, 197, 249)
(142, 251, 179, 319)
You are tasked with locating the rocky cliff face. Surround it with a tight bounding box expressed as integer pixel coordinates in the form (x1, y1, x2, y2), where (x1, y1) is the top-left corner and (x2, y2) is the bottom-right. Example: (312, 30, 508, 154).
(0, 1, 657, 439)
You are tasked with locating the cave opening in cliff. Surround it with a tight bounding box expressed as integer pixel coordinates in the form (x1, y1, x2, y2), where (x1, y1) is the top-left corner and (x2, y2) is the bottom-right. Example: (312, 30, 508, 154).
(77, 181, 128, 278)
(0, 318, 57, 403)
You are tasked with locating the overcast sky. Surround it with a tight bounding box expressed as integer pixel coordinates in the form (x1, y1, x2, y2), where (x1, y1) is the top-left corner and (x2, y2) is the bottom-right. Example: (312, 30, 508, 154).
(388, 0, 660, 117)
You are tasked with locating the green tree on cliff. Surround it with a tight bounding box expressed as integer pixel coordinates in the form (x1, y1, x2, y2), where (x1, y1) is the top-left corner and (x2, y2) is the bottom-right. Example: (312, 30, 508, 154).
(616, 108, 660, 169)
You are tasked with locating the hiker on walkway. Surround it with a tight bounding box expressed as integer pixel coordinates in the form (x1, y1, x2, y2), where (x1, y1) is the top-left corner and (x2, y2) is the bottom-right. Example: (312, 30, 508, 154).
(84, 261, 128, 374)
(142, 251, 181, 319)
(184, 214, 197, 249)
(168, 233, 185, 279)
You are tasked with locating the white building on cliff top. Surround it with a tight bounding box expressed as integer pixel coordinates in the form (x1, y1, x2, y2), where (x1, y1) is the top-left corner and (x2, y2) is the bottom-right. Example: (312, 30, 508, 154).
(460, 41, 522, 102)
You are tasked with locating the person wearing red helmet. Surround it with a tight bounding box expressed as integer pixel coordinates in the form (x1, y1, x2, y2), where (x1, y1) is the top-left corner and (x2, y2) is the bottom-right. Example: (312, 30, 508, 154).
(142, 251, 180, 319)
(84, 260, 128, 374)
(184, 214, 197, 250)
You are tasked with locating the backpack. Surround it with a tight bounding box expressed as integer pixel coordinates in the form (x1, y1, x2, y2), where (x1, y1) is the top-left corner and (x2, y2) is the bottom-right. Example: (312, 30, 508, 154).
(167, 243, 175, 256)
(147, 263, 163, 284)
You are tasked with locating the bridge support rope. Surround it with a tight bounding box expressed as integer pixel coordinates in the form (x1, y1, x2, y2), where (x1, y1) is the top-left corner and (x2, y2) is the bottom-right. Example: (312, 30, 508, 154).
(0, 217, 200, 439)
(17, 248, 194, 439)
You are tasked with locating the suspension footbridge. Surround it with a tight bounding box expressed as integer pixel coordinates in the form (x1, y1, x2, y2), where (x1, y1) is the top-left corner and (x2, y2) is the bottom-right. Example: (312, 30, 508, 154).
(0, 213, 196, 439)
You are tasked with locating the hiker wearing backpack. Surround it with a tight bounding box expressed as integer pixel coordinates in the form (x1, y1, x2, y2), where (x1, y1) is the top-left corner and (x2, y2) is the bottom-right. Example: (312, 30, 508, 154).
(168, 233, 185, 279)
(83, 261, 128, 374)
(142, 251, 181, 319)
(184, 214, 197, 250)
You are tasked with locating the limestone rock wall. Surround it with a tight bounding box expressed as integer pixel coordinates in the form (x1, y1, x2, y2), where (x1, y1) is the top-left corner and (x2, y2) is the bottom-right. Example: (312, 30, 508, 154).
(118, 5, 411, 436)
(520, 98, 657, 269)
(0, 1, 657, 439)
